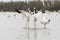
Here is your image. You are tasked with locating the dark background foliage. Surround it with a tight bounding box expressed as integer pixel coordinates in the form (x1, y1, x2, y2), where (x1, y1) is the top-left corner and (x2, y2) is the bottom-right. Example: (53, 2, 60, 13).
(0, 1, 60, 12)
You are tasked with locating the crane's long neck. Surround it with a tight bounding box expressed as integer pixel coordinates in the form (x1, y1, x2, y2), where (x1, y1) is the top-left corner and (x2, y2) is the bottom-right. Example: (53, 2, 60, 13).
(21, 10, 30, 18)
(21, 13, 28, 18)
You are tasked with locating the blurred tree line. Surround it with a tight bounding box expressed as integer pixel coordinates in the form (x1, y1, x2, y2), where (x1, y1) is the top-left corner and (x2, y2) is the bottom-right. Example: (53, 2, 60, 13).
(0, 1, 60, 12)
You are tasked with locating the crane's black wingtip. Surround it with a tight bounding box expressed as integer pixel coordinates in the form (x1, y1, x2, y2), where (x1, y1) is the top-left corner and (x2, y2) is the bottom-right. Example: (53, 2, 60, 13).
(15, 9, 21, 13)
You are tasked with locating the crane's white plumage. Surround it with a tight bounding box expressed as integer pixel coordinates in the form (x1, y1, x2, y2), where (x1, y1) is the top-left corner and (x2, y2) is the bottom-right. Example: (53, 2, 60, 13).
(41, 16, 50, 29)
(19, 10, 31, 18)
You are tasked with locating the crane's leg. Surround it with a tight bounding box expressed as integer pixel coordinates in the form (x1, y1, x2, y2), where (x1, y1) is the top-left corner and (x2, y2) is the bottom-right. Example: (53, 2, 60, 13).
(24, 18, 30, 40)
(25, 20, 28, 28)
(27, 18, 30, 40)
(44, 24, 46, 29)
(34, 18, 37, 40)
(24, 18, 29, 28)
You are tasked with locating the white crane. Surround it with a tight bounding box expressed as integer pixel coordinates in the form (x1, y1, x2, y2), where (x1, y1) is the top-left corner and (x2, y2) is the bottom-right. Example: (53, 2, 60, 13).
(41, 16, 50, 29)
(30, 7, 42, 40)
(15, 8, 32, 40)
(15, 9, 31, 27)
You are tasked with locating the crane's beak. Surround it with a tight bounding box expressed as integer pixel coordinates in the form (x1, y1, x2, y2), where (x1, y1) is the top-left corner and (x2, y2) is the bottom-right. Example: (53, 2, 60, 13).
(15, 9, 21, 13)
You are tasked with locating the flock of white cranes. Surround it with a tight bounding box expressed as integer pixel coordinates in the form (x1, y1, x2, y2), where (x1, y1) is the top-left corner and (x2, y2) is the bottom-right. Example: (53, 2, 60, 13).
(0, 0, 59, 36)
(15, 8, 50, 29)
(14, 7, 60, 29)
(0, 0, 56, 29)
